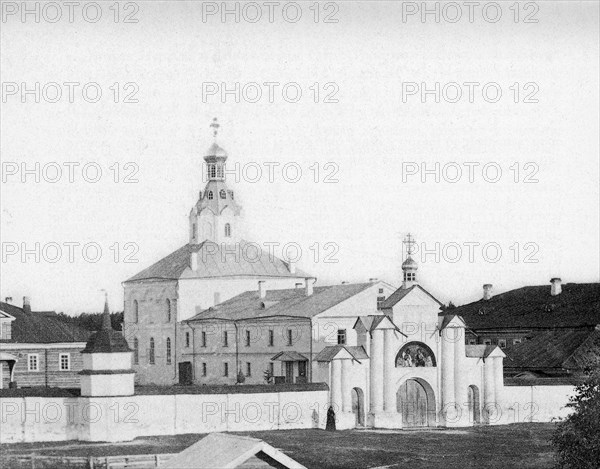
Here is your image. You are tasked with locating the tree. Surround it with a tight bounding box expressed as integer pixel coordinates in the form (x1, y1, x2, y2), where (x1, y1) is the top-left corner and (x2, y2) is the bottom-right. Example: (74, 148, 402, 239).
(552, 336, 600, 468)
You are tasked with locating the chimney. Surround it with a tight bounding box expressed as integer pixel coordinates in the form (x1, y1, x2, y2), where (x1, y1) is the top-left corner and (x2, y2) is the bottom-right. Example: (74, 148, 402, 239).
(550, 278, 562, 296)
(305, 277, 315, 296)
(191, 252, 198, 271)
(258, 280, 267, 299)
(23, 296, 32, 313)
(482, 284, 493, 301)
(287, 260, 296, 274)
(4, 297, 13, 303)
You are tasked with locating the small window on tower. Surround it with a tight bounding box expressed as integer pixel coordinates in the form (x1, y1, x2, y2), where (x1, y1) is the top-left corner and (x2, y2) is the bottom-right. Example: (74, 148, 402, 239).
(230, 191, 234, 199)
(220, 190, 226, 199)
(224, 223, 231, 237)
(209, 164, 216, 178)
(217, 165, 224, 178)
(207, 191, 214, 200)
(337, 329, 346, 345)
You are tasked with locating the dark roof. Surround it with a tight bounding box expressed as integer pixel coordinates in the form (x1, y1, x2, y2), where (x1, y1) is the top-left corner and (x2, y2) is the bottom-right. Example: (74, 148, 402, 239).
(125, 240, 310, 283)
(81, 302, 132, 354)
(314, 345, 369, 362)
(504, 327, 600, 371)
(186, 283, 375, 322)
(379, 284, 443, 309)
(445, 283, 600, 330)
(271, 351, 309, 361)
(0, 302, 91, 344)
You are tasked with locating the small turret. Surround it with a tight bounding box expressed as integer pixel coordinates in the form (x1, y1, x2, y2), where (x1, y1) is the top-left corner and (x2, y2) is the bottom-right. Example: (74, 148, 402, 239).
(401, 233, 418, 289)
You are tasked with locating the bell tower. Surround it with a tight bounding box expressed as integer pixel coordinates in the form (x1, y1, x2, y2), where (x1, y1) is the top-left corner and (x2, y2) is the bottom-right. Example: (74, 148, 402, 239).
(189, 118, 242, 245)
(401, 233, 418, 289)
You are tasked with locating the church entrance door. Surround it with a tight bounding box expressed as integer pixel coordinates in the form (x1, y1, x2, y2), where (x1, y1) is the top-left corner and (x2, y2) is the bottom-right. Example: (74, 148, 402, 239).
(397, 379, 432, 427)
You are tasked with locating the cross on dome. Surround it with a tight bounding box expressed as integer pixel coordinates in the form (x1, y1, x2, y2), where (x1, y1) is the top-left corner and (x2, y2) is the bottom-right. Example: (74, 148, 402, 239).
(210, 117, 220, 139)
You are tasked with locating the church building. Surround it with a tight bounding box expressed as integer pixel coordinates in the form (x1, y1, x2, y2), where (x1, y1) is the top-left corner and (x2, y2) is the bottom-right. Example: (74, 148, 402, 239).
(123, 119, 311, 385)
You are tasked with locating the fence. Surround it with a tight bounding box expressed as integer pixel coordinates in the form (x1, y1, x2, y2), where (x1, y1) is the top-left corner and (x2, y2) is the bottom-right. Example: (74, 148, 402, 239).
(0, 453, 175, 469)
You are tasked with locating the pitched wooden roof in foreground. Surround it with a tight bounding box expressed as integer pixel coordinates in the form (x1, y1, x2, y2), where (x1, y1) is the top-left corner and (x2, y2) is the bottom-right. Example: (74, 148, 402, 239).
(164, 433, 306, 469)
(0, 302, 90, 344)
(446, 283, 600, 330)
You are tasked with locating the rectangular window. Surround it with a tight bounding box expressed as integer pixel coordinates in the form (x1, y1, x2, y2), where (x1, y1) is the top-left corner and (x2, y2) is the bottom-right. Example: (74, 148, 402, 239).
(378, 288, 384, 294)
(377, 296, 386, 308)
(246, 362, 251, 377)
(185, 332, 190, 348)
(287, 329, 293, 346)
(201, 331, 207, 347)
(245, 330, 251, 347)
(483, 339, 492, 345)
(268, 329, 274, 346)
(223, 331, 228, 347)
(202, 363, 207, 377)
(223, 362, 229, 377)
(513, 338, 522, 345)
(28, 354, 39, 372)
(59, 353, 70, 371)
(498, 339, 507, 348)
(337, 329, 347, 345)
(268, 362, 274, 375)
(468, 339, 477, 345)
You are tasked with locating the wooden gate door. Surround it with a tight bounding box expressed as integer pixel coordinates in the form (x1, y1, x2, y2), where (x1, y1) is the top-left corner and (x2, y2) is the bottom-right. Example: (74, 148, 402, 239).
(398, 379, 428, 427)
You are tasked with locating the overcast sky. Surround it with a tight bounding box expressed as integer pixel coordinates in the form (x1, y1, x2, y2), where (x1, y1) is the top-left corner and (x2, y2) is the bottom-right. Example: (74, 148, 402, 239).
(1, 1, 598, 314)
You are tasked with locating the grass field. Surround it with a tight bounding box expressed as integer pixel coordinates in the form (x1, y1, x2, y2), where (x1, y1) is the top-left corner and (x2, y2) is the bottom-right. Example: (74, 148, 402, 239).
(0, 423, 557, 469)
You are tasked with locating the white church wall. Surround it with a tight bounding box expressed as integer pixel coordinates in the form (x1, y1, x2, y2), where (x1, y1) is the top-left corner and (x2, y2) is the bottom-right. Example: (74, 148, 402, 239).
(0, 389, 329, 444)
(497, 385, 575, 425)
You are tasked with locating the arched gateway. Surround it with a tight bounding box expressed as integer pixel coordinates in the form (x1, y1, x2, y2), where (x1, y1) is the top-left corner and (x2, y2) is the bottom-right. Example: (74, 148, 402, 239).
(351, 387, 365, 427)
(396, 378, 435, 427)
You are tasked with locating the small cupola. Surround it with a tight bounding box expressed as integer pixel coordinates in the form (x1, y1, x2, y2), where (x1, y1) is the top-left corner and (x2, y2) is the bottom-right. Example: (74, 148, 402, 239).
(401, 233, 418, 289)
(204, 118, 228, 181)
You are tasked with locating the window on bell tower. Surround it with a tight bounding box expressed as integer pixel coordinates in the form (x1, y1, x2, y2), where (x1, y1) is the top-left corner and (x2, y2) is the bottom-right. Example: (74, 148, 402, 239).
(217, 164, 224, 178)
(220, 190, 226, 199)
(225, 223, 231, 237)
(208, 164, 216, 179)
(207, 191, 214, 200)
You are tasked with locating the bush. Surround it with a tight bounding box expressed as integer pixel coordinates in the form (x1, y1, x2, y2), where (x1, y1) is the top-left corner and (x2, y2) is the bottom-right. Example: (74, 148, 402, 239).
(552, 337, 600, 469)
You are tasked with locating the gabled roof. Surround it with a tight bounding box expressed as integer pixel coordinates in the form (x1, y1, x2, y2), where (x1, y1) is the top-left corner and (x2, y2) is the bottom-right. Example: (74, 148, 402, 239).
(379, 284, 443, 309)
(0, 302, 91, 344)
(185, 282, 376, 322)
(504, 327, 600, 370)
(125, 240, 310, 283)
(438, 314, 466, 330)
(445, 283, 600, 330)
(164, 433, 306, 469)
(271, 351, 308, 362)
(353, 315, 406, 336)
(314, 345, 369, 362)
(465, 344, 504, 359)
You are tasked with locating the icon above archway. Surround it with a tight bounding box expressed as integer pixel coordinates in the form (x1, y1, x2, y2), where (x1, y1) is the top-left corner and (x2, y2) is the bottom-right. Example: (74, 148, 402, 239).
(396, 342, 436, 367)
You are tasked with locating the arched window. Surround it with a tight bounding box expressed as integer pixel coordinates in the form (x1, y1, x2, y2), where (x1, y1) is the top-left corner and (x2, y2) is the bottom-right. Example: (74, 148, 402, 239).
(230, 191, 234, 199)
(149, 338, 155, 365)
(133, 300, 139, 323)
(166, 299, 171, 323)
(133, 338, 139, 365)
(219, 189, 226, 199)
(166, 337, 172, 364)
(224, 223, 231, 237)
(207, 191, 214, 200)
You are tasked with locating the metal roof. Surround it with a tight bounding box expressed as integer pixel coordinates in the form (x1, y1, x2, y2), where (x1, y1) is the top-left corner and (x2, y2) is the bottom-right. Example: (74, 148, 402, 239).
(125, 240, 310, 283)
